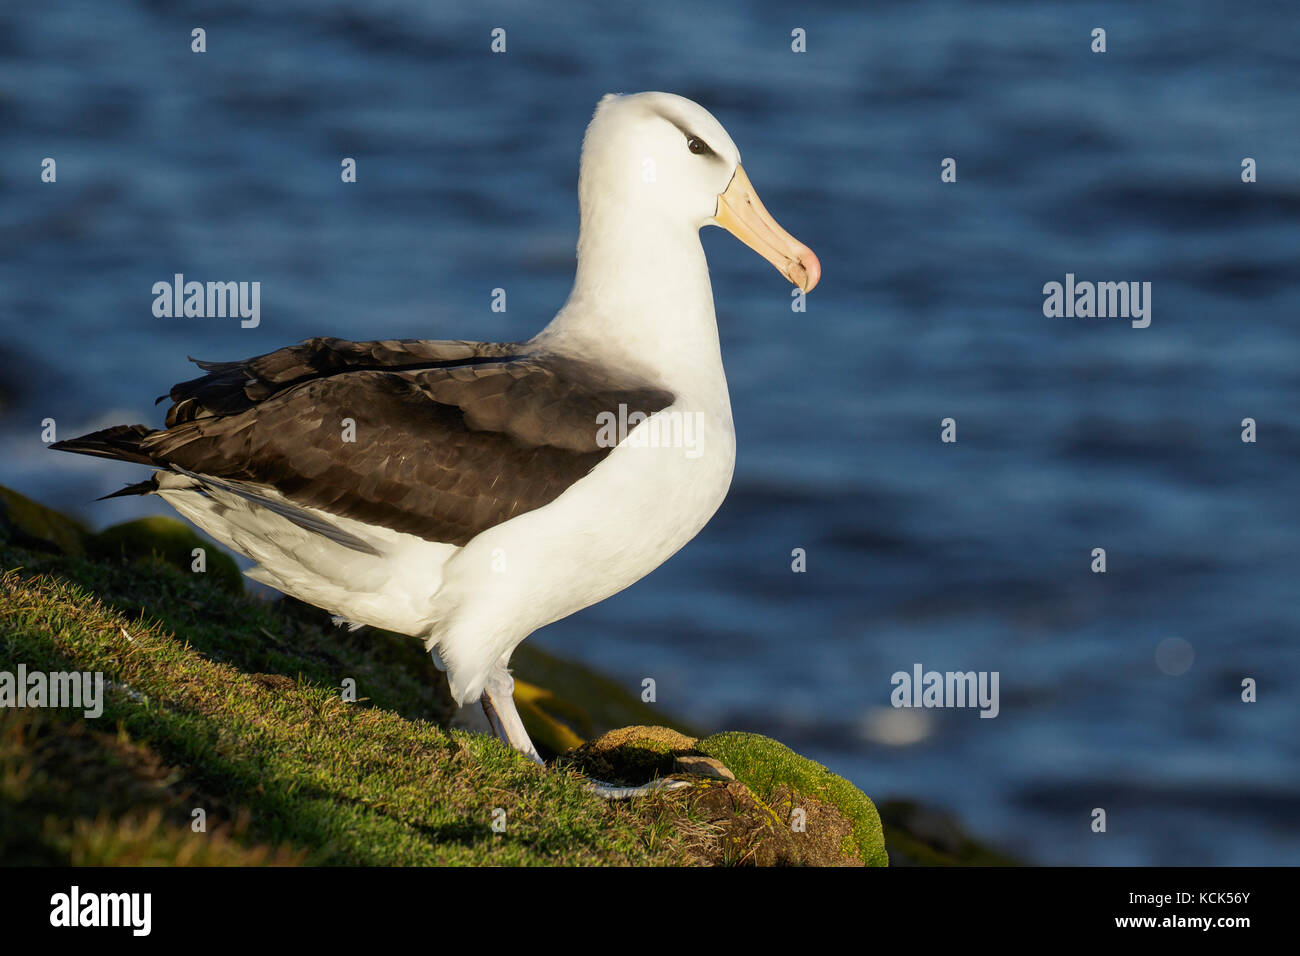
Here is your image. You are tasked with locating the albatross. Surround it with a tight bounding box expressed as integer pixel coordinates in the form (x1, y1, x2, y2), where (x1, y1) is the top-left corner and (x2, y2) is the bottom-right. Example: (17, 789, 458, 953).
(52, 91, 820, 797)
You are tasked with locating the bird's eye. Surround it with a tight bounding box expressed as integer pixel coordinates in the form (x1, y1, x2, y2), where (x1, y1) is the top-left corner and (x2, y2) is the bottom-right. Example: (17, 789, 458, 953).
(687, 136, 711, 156)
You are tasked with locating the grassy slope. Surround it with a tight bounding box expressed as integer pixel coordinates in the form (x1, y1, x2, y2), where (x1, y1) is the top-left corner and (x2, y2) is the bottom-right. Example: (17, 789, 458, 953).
(0, 536, 689, 864)
(0, 484, 1015, 866)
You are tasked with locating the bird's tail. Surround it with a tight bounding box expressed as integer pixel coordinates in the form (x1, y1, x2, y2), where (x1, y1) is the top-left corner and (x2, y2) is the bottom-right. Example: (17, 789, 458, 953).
(49, 424, 157, 466)
(96, 477, 161, 500)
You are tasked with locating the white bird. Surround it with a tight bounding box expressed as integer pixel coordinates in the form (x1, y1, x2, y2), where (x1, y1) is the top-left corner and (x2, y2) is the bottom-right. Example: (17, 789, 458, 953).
(53, 92, 820, 796)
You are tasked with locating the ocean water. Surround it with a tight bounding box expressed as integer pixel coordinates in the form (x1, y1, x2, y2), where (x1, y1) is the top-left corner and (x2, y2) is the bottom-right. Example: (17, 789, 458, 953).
(2, 0, 1298, 865)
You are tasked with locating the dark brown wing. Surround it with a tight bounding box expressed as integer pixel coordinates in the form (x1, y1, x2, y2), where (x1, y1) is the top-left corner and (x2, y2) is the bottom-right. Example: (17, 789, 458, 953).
(162, 337, 522, 426)
(65, 337, 675, 546)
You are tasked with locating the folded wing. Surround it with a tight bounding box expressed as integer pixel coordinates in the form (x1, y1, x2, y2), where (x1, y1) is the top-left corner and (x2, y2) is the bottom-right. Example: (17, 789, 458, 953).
(55, 337, 676, 547)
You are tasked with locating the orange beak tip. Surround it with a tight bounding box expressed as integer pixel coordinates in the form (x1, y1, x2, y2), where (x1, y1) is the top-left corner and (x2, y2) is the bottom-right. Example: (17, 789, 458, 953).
(715, 164, 821, 295)
(797, 246, 821, 293)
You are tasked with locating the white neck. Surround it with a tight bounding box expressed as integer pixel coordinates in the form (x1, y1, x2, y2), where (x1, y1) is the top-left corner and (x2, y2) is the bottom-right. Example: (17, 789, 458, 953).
(531, 210, 728, 405)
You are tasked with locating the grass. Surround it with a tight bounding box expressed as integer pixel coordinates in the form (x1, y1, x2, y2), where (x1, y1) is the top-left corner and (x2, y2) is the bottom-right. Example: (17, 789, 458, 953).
(0, 538, 694, 864)
(0, 482, 1012, 866)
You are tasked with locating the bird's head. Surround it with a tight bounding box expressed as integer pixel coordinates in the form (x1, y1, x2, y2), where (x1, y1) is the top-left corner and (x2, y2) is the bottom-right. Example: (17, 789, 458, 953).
(578, 92, 820, 293)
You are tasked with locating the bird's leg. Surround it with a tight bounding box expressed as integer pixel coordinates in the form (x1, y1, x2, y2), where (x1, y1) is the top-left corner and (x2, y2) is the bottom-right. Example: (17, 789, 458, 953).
(478, 667, 692, 800)
(479, 669, 543, 766)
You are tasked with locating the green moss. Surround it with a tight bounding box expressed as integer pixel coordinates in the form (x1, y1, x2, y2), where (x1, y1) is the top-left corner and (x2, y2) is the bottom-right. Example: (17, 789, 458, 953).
(90, 516, 244, 594)
(696, 731, 888, 867)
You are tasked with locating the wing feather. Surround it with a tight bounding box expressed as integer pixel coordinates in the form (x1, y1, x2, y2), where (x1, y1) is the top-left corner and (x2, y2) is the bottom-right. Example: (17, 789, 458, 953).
(135, 338, 674, 546)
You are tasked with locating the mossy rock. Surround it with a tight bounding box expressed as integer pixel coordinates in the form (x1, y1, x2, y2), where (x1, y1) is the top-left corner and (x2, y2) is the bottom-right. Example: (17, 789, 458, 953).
(696, 731, 887, 867)
(561, 726, 885, 867)
(684, 779, 867, 866)
(0, 485, 89, 556)
(561, 725, 698, 784)
(90, 517, 243, 594)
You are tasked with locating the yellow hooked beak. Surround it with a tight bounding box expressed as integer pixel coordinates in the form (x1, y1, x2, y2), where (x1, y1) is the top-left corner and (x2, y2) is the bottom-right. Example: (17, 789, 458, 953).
(713, 164, 821, 293)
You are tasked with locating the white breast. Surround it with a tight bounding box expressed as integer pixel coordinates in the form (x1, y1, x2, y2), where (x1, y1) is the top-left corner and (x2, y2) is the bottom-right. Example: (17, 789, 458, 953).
(427, 397, 736, 704)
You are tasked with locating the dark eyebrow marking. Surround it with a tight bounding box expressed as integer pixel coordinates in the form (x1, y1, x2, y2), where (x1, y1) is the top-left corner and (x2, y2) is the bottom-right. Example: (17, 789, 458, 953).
(651, 109, 719, 158)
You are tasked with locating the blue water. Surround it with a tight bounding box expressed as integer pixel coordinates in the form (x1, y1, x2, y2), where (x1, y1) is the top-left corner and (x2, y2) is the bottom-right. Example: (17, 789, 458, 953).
(2, 1, 1298, 865)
